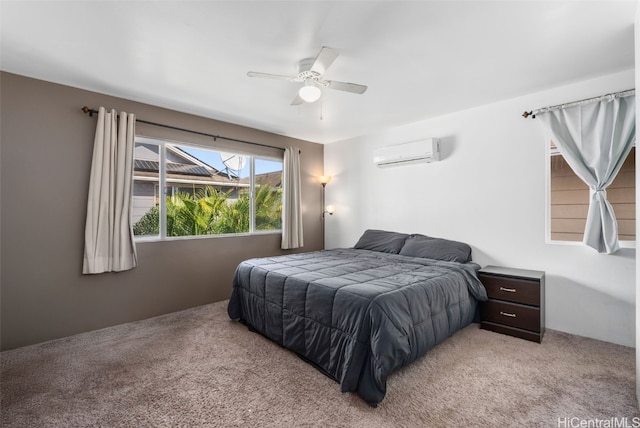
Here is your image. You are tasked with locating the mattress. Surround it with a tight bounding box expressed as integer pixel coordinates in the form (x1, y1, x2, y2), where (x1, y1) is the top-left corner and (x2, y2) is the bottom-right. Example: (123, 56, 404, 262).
(227, 248, 487, 405)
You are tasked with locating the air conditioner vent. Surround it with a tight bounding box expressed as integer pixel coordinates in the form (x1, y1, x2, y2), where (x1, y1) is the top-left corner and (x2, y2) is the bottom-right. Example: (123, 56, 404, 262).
(373, 138, 440, 167)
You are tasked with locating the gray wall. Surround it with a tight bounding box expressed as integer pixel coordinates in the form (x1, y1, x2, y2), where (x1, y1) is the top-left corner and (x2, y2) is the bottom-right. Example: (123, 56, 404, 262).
(0, 72, 325, 350)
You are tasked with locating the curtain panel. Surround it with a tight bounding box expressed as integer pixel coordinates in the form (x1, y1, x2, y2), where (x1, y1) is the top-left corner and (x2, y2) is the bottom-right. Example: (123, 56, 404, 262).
(536, 92, 636, 254)
(281, 147, 304, 249)
(83, 107, 138, 274)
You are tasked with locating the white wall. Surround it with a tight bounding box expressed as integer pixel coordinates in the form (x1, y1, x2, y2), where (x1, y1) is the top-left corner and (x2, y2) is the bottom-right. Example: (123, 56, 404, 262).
(325, 69, 635, 347)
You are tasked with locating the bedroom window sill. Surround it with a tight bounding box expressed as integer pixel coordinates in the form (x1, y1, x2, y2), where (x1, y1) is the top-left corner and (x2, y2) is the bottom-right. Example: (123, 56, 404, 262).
(545, 239, 636, 250)
(135, 230, 282, 243)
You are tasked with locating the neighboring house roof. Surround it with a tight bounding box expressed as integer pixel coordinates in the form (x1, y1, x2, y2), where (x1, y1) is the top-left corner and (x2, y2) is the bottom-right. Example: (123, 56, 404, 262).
(134, 146, 280, 188)
(135, 160, 211, 177)
(256, 171, 282, 188)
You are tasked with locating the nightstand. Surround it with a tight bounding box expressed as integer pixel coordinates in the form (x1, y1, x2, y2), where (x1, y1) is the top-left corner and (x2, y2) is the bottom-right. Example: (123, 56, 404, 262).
(479, 265, 545, 343)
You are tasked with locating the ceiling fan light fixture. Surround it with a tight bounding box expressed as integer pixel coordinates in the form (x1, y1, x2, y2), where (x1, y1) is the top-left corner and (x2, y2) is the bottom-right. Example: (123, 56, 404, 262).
(299, 80, 321, 103)
(247, 47, 367, 106)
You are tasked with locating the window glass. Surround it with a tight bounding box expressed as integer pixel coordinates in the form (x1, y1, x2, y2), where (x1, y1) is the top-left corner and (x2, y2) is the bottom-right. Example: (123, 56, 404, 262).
(132, 139, 282, 240)
(549, 143, 635, 242)
(255, 158, 283, 231)
(132, 142, 160, 238)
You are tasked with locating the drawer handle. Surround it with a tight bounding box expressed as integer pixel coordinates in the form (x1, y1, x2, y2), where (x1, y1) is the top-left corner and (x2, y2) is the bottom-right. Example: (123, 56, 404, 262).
(500, 311, 517, 318)
(499, 287, 516, 293)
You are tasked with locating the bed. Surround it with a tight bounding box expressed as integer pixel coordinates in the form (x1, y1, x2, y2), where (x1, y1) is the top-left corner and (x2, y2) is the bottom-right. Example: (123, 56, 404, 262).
(227, 230, 487, 406)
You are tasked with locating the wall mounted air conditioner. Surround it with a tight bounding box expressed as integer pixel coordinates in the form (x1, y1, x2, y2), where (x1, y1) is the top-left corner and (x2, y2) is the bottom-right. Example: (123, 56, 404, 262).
(373, 138, 440, 167)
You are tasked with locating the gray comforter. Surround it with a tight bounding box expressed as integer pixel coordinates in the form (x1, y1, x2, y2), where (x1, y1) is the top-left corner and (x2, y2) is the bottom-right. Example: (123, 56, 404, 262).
(227, 248, 487, 405)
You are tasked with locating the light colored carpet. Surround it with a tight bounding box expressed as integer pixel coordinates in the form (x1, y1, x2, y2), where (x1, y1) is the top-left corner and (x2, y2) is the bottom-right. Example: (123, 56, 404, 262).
(1, 300, 637, 427)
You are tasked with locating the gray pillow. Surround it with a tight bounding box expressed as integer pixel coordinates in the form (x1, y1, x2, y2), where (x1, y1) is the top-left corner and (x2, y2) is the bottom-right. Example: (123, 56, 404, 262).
(399, 234, 472, 263)
(353, 229, 409, 254)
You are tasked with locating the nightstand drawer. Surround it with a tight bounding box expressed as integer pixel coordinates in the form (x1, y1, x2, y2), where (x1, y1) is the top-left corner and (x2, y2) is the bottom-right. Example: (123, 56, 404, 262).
(479, 274, 540, 306)
(481, 300, 540, 333)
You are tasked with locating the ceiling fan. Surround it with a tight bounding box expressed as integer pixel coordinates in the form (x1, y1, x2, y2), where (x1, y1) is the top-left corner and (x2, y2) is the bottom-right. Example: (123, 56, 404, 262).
(247, 46, 367, 105)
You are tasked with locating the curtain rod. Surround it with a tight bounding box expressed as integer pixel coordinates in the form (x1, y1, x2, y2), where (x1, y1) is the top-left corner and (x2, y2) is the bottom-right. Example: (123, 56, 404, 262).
(522, 88, 635, 119)
(81, 106, 289, 152)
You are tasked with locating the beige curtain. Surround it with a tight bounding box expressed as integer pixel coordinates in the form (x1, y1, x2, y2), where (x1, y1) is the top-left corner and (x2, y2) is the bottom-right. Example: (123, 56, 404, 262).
(281, 147, 304, 249)
(83, 107, 138, 274)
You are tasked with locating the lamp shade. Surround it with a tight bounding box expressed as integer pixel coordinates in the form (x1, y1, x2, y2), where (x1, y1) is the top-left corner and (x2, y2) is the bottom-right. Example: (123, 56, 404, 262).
(318, 175, 332, 185)
(299, 81, 321, 103)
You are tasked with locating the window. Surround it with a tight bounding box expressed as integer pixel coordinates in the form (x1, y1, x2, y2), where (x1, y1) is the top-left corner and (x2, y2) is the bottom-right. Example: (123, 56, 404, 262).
(132, 137, 283, 240)
(548, 142, 635, 242)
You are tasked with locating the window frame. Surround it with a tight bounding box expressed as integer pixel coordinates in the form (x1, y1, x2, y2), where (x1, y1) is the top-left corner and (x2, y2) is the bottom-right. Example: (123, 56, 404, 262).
(132, 136, 283, 242)
(544, 142, 636, 249)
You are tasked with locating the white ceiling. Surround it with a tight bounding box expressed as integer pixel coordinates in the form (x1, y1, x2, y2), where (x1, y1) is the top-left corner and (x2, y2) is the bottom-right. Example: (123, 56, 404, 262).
(0, 1, 636, 144)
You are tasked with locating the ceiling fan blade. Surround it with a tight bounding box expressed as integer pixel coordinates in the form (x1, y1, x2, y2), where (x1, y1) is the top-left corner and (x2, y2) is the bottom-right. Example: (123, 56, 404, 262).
(247, 71, 294, 82)
(290, 94, 304, 106)
(310, 46, 339, 75)
(324, 80, 368, 94)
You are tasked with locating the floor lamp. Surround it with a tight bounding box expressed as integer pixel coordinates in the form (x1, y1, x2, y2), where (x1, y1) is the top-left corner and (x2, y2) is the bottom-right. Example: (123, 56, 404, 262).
(319, 175, 334, 249)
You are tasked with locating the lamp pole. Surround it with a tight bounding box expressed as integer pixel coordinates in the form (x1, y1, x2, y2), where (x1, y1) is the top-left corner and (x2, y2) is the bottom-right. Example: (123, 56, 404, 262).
(321, 182, 327, 249)
(319, 176, 332, 250)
